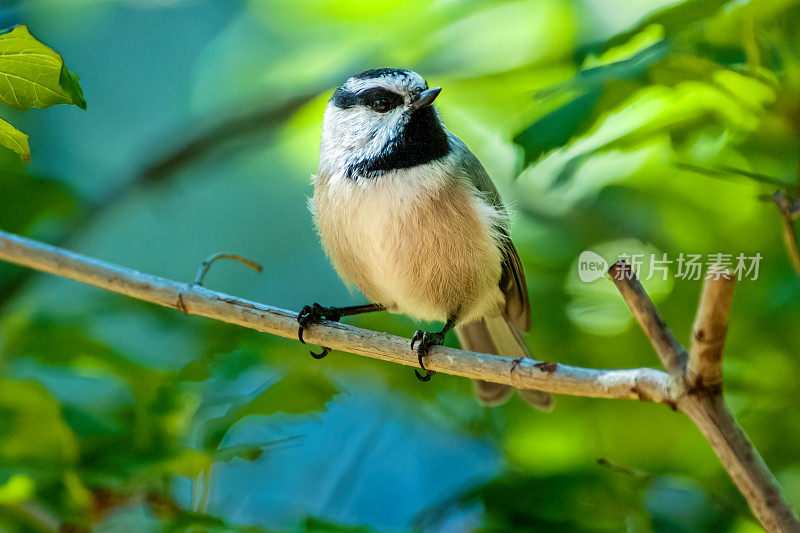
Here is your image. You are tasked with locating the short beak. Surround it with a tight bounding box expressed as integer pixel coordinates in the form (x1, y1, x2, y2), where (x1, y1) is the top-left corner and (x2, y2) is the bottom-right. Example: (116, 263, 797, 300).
(412, 87, 442, 110)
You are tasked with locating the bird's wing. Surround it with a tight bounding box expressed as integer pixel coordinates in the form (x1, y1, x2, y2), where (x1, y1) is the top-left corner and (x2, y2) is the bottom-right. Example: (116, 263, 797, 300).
(449, 133, 532, 332)
(496, 232, 532, 332)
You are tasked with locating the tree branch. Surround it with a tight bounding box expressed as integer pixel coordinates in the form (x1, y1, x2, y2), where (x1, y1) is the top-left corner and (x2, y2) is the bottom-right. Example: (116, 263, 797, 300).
(0, 230, 669, 402)
(1, 231, 798, 530)
(678, 394, 798, 532)
(608, 261, 687, 373)
(687, 274, 735, 392)
(608, 260, 800, 532)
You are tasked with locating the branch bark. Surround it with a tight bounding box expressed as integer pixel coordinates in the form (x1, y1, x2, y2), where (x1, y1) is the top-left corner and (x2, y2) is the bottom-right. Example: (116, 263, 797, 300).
(609, 260, 799, 532)
(608, 261, 687, 373)
(678, 394, 798, 532)
(687, 274, 735, 392)
(0, 231, 797, 531)
(0, 230, 669, 402)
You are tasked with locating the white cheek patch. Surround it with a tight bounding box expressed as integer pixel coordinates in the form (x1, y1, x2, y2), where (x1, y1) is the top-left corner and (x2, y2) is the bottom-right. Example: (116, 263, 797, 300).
(319, 70, 431, 180)
(319, 103, 408, 180)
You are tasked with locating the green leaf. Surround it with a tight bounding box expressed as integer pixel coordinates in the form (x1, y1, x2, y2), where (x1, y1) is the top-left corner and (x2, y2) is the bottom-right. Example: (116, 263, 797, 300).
(0, 117, 29, 161)
(604, 0, 728, 49)
(0, 474, 35, 505)
(517, 39, 670, 165)
(583, 24, 666, 69)
(0, 379, 79, 465)
(515, 89, 602, 165)
(0, 150, 79, 236)
(58, 64, 87, 110)
(0, 25, 87, 111)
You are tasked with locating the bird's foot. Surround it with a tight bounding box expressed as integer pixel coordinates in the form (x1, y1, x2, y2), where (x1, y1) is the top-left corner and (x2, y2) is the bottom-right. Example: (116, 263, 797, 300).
(297, 303, 342, 359)
(410, 330, 444, 382)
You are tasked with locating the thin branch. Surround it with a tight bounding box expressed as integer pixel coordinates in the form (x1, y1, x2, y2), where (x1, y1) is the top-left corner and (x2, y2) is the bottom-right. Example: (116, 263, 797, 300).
(678, 394, 799, 533)
(676, 161, 795, 189)
(687, 274, 735, 392)
(596, 458, 652, 480)
(608, 260, 800, 533)
(192, 252, 262, 286)
(0, 230, 669, 402)
(773, 190, 800, 275)
(608, 261, 688, 373)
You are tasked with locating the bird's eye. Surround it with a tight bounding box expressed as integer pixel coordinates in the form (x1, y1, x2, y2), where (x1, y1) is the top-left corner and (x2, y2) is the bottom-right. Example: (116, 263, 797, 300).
(357, 89, 400, 113)
(371, 99, 390, 113)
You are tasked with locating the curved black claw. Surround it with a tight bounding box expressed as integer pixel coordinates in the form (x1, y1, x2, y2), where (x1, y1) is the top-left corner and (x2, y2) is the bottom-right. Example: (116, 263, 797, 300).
(310, 346, 331, 359)
(297, 303, 340, 358)
(415, 369, 435, 382)
(410, 329, 443, 382)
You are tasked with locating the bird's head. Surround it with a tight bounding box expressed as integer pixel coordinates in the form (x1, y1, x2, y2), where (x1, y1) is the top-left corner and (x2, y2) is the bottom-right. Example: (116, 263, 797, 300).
(319, 68, 449, 180)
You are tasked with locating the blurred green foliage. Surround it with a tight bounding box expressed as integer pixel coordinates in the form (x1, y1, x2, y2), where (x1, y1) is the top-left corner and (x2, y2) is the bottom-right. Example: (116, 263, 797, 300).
(1, 0, 800, 531)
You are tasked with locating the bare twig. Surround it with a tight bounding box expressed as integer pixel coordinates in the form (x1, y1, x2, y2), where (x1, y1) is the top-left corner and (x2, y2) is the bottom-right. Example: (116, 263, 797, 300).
(0, 230, 669, 402)
(608, 261, 688, 373)
(687, 274, 735, 392)
(192, 252, 262, 286)
(596, 458, 652, 480)
(676, 161, 795, 189)
(608, 260, 800, 532)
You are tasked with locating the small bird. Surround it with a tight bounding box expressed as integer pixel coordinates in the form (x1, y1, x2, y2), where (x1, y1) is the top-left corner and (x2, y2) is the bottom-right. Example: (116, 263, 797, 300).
(298, 68, 552, 409)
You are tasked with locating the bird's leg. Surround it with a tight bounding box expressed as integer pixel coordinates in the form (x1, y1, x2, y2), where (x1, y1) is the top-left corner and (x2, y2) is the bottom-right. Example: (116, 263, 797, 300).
(411, 316, 457, 382)
(297, 303, 386, 359)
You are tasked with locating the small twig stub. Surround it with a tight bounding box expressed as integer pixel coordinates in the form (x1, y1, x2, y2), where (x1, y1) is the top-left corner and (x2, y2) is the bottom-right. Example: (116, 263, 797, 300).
(192, 252, 263, 286)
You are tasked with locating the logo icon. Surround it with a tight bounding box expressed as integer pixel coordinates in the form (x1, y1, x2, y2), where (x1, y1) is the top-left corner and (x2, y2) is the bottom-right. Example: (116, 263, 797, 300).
(577, 251, 609, 282)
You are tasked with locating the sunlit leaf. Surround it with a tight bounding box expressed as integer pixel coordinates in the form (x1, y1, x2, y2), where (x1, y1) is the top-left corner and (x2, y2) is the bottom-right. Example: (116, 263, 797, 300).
(604, 0, 728, 48)
(0, 475, 35, 505)
(0, 117, 29, 161)
(515, 89, 602, 164)
(583, 24, 666, 69)
(0, 25, 86, 111)
(517, 37, 670, 165)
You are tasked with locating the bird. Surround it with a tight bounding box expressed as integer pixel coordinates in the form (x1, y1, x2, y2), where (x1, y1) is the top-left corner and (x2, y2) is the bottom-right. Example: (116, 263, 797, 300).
(297, 68, 552, 409)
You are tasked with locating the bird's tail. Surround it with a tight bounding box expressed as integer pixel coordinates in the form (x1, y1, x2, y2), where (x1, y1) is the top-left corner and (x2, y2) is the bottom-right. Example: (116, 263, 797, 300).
(455, 315, 553, 410)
